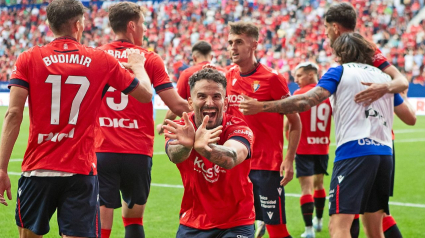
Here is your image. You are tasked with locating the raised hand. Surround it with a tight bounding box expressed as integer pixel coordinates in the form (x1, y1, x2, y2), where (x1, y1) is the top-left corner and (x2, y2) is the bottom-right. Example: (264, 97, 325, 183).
(163, 112, 195, 149)
(239, 95, 262, 115)
(194, 115, 223, 153)
(122, 48, 146, 71)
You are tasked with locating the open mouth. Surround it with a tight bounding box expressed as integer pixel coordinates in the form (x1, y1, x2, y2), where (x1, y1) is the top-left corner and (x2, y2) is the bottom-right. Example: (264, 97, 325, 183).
(202, 109, 217, 120)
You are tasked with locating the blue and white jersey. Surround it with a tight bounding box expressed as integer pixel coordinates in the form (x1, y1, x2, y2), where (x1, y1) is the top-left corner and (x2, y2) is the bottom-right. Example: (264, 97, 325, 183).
(317, 63, 404, 162)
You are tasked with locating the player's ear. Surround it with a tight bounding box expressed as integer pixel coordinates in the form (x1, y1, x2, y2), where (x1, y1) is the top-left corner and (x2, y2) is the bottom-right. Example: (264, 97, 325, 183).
(332, 23, 340, 35)
(252, 40, 258, 51)
(128, 21, 135, 32)
(223, 96, 228, 112)
(188, 97, 194, 111)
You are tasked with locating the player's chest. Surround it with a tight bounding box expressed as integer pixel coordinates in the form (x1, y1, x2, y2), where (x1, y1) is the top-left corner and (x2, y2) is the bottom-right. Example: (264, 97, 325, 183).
(227, 76, 273, 101)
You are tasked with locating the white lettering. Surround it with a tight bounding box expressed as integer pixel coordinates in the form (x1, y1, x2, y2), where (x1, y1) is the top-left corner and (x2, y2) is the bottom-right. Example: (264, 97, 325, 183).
(82, 57, 91, 67)
(50, 55, 58, 63)
(307, 137, 329, 144)
(37, 128, 75, 144)
(43, 57, 52, 66)
(58, 54, 65, 63)
(69, 54, 79, 64)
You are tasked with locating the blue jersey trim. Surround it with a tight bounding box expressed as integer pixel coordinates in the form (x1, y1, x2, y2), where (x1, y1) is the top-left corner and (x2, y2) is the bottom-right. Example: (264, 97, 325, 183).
(122, 78, 139, 95)
(316, 66, 343, 94)
(154, 82, 174, 93)
(335, 138, 392, 162)
(9, 78, 29, 90)
(229, 136, 251, 159)
(394, 93, 403, 107)
(378, 61, 390, 70)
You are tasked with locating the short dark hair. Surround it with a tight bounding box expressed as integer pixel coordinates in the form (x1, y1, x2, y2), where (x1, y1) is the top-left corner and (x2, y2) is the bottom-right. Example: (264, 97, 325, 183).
(324, 2, 357, 30)
(228, 21, 259, 41)
(295, 62, 318, 74)
(109, 2, 143, 34)
(332, 32, 375, 65)
(47, 0, 85, 35)
(192, 41, 212, 56)
(189, 68, 227, 92)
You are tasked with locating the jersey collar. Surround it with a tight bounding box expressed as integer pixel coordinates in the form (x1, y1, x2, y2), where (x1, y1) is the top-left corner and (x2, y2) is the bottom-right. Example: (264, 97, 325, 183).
(53, 36, 78, 42)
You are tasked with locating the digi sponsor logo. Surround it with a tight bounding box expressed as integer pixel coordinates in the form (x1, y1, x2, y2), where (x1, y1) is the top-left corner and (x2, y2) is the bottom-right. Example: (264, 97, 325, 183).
(307, 137, 329, 144)
(99, 117, 139, 129)
(193, 156, 226, 183)
(38, 128, 75, 144)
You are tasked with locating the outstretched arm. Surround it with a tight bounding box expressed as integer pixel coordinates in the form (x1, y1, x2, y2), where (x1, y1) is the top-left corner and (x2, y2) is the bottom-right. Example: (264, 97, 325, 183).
(164, 112, 195, 164)
(239, 87, 331, 115)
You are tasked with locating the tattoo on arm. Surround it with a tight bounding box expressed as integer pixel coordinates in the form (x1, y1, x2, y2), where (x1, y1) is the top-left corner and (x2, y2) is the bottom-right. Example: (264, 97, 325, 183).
(263, 87, 331, 114)
(204, 144, 237, 169)
(167, 143, 192, 164)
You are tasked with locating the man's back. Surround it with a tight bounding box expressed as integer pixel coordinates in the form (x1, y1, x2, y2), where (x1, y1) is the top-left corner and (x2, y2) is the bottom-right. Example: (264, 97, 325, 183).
(10, 37, 136, 174)
(96, 40, 173, 157)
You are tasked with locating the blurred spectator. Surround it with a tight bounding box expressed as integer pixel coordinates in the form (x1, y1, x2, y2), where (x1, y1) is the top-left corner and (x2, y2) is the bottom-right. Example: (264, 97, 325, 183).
(0, 0, 424, 83)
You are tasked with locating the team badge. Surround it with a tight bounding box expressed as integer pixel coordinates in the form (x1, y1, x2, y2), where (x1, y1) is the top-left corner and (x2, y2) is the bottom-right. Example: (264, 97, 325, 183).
(252, 80, 260, 92)
(63, 44, 68, 50)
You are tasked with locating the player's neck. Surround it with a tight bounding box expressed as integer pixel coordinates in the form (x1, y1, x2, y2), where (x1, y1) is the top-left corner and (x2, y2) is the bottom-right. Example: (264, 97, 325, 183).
(54, 33, 79, 41)
(114, 34, 135, 45)
(238, 60, 258, 75)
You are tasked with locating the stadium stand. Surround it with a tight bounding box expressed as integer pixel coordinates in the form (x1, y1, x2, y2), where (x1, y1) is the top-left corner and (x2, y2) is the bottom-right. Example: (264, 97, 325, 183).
(0, 0, 425, 85)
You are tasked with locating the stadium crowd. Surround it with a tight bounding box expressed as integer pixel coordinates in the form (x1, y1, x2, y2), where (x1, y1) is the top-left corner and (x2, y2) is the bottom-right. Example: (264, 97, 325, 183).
(0, 0, 425, 85)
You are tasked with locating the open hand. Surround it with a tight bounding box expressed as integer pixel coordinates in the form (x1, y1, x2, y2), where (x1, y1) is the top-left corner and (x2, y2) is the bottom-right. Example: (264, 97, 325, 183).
(194, 115, 223, 153)
(121, 48, 146, 71)
(239, 95, 262, 115)
(163, 112, 195, 149)
(354, 82, 390, 106)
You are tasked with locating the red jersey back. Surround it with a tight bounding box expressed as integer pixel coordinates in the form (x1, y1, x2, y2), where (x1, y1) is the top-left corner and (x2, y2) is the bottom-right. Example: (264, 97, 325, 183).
(166, 112, 255, 229)
(9, 37, 137, 174)
(176, 61, 226, 100)
(95, 40, 173, 156)
(294, 84, 332, 155)
(226, 63, 291, 171)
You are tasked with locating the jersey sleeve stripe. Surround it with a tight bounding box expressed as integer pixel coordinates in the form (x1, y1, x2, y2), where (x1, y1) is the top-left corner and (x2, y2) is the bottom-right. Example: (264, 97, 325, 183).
(229, 136, 252, 159)
(154, 82, 174, 93)
(122, 78, 139, 94)
(377, 61, 390, 70)
(8, 78, 29, 90)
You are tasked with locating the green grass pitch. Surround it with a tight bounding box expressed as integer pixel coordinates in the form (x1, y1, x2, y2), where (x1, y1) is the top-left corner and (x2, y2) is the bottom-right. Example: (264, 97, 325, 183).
(0, 107, 424, 237)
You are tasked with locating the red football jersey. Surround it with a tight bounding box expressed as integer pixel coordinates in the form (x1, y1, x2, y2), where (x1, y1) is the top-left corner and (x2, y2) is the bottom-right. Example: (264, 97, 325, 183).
(294, 84, 332, 155)
(9, 37, 137, 174)
(176, 61, 226, 100)
(373, 47, 390, 71)
(166, 112, 255, 229)
(226, 64, 291, 171)
(95, 40, 173, 156)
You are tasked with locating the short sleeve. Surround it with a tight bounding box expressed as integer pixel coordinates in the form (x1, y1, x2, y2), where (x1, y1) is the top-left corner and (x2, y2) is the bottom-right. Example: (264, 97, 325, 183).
(9, 51, 30, 90)
(394, 93, 404, 107)
(105, 53, 139, 94)
(271, 74, 291, 100)
(373, 48, 391, 71)
(146, 54, 173, 93)
(316, 66, 344, 95)
(224, 118, 254, 159)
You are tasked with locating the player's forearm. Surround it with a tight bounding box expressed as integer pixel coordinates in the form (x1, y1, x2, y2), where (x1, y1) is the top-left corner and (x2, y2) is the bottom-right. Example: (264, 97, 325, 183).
(0, 110, 23, 171)
(200, 144, 238, 170)
(387, 76, 409, 93)
(285, 115, 301, 162)
(262, 87, 330, 114)
(168, 99, 190, 118)
(166, 144, 192, 164)
(133, 67, 153, 102)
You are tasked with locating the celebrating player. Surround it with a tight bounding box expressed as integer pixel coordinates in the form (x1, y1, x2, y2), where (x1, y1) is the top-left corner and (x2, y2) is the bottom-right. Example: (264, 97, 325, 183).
(226, 21, 301, 238)
(290, 62, 332, 238)
(94, 2, 189, 238)
(240, 32, 413, 238)
(163, 68, 255, 237)
(0, 0, 153, 237)
(156, 40, 226, 134)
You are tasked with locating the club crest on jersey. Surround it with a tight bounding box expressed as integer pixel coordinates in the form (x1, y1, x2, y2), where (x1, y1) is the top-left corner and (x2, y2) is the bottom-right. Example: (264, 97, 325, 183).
(252, 81, 260, 92)
(63, 44, 68, 50)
